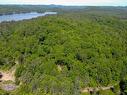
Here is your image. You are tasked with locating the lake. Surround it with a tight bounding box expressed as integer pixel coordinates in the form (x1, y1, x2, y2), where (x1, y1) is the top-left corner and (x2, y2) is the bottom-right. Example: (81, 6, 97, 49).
(0, 12, 57, 23)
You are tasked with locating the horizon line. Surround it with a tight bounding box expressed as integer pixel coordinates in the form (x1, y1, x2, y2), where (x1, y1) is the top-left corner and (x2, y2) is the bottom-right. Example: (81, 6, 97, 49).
(0, 4, 127, 7)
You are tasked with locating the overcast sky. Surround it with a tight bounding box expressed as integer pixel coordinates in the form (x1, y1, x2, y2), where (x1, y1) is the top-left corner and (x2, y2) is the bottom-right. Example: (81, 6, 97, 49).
(0, 0, 127, 6)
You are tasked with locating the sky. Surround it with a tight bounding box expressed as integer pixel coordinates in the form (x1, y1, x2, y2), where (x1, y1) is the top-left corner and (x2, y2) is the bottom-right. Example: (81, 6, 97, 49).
(0, 0, 127, 6)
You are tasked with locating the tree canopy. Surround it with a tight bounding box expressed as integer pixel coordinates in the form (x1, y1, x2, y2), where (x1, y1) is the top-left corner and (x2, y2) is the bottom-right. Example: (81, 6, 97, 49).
(0, 6, 127, 95)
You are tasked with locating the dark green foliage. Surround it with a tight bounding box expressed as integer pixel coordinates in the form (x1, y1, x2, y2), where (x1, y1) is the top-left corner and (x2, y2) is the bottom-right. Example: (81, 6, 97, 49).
(120, 76, 127, 95)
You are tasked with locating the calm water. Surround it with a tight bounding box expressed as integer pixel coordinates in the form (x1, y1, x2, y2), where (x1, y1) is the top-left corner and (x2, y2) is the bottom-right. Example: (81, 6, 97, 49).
(0, 12, 57, 23)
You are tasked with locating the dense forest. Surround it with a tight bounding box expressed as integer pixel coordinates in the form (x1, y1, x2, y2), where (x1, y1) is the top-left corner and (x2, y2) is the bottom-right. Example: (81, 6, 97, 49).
(0, 5, 127, 95)
(0, 5, 57, 14)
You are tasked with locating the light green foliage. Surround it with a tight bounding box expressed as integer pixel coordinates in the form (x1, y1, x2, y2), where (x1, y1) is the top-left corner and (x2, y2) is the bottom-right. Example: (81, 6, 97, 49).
(99, 90, 115, 95)
(81, 93, 91, 95)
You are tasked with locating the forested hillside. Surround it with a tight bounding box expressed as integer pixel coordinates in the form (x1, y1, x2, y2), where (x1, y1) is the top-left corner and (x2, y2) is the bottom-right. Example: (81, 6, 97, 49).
(0, 6, 127, 95)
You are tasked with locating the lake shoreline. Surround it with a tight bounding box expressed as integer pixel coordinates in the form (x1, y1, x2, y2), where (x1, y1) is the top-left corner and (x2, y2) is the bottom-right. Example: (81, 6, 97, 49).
(0, 11, 57, 23)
